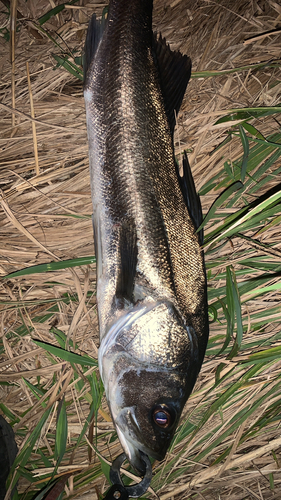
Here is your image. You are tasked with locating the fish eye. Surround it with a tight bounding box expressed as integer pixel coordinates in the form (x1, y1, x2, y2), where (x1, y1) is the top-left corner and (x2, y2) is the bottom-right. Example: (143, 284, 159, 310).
(152, 406, 172, 428)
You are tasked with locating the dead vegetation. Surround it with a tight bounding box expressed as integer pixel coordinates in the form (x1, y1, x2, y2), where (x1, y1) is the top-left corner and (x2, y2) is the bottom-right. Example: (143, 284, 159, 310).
(1, 0, 281, 499)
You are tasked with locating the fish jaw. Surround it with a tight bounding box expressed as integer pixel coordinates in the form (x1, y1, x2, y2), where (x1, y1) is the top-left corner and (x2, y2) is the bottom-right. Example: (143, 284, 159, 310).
(115, 412, 149, 475)
(98, 300, 199, 469)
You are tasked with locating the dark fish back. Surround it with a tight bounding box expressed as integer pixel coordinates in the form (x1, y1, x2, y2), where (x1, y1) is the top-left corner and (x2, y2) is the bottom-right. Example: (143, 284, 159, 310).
(84, 0, 208, 363)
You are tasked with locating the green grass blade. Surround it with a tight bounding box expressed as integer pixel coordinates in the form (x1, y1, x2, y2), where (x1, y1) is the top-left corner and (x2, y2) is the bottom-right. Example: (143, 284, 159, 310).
(226, 267, 234, 341)
(242, 122, 266, 140)
(22, 379, 46, 403)
(74, 401, 96, 451)
(99, 456, 111, 484)
(215, 106, 281, 124)
(38, 449, 53, 468)
(31, 480, 59, 500)
(191, 62, 281, 79)
(3, 256, 96, 279)
(38, 0, 80, 25)
(52, 54, 83, 80)
(227, 268, 243, 359)
(8, 406, 53, 492)
(55, 398, 68, 466)
(0, 404, 20, 424)
(39, 5, 67, 25)
(198, 181, 243, 232)
(51, 327, 80, 351)
(216, 300, 231, 355)
(33, 340, 97, 366)
(205, 188, 281, 247)
(189, 364, 262, 439)
(248, 346, 281, 362)
(256, 213, 281, 234)
(246, 281, 281, 301)
(239, 125, 249, 183)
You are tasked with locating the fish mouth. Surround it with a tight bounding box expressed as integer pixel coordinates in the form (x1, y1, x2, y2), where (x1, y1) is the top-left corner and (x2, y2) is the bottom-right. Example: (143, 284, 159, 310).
(114, 408, 161, 474)
(115, 421, 148, 475)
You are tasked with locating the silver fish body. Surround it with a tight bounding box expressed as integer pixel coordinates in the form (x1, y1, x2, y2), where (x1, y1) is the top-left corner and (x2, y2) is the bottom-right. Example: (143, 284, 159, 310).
(84, 0, 209, 473)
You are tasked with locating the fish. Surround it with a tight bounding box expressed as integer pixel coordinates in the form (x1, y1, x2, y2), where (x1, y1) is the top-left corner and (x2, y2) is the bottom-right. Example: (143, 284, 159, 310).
(84, 0, 209, 474)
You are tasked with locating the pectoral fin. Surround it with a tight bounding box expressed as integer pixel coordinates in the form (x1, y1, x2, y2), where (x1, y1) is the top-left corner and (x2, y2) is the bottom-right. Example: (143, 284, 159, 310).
(115, 220, 138, 306)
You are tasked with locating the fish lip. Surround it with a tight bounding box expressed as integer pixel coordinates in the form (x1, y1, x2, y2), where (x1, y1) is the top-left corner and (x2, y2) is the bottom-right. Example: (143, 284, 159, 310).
(115, 421, 148, 474)
(115, 408, 165, 473)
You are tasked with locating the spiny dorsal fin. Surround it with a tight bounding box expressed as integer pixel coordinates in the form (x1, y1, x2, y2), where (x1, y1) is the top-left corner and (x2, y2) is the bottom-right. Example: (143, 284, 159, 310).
(153, 33, 191, 135)
(177, 152, 204, 244)
(83, 13, 107, 83)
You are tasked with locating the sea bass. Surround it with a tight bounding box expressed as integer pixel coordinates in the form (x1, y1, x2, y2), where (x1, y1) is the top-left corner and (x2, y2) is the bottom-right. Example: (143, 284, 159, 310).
(84, 0, 209, 474)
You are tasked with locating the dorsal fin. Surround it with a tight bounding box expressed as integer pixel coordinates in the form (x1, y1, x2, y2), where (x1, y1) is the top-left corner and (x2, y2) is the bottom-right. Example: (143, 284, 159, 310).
(83, 13, 107, 83)
(177, 152, 204, 244)
(153, 33, 191, 135)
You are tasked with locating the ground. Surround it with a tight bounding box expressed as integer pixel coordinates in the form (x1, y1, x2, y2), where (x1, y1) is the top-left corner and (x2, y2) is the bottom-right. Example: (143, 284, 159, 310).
(1, 0, 281, 499)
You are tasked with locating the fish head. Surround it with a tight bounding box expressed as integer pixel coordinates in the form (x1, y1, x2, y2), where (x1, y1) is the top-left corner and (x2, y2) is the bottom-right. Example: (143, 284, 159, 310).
(98, 300, 199, 473)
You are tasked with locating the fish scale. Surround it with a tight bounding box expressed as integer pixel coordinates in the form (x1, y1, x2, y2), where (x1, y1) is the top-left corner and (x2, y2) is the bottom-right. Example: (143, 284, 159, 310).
(84, 0, 209, 475)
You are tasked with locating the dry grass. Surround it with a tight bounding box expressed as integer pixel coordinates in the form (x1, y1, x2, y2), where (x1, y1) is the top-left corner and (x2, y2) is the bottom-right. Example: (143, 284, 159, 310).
(1, 0, 281, 499)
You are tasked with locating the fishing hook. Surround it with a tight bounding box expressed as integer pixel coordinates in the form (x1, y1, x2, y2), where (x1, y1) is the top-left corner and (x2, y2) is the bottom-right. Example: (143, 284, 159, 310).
(104, 452, 152, 499)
